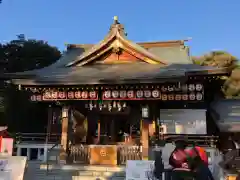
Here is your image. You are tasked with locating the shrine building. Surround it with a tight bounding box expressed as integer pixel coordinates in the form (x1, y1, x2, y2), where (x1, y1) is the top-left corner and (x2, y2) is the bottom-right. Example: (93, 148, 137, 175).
(7, 16, 232, 165)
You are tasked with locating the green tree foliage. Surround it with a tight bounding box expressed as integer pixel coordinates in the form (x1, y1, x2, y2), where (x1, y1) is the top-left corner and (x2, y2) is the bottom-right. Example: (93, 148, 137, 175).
(0, 35, 61, 131)
(192, 51, 237, 69)
(0, 35, 61, 73)
(222, 66, 240, 98)
(192, 51, 240, 98)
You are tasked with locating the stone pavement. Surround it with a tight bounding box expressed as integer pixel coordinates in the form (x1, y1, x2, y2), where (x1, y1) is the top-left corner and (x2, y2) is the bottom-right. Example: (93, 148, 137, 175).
(24, 161, 126, 180)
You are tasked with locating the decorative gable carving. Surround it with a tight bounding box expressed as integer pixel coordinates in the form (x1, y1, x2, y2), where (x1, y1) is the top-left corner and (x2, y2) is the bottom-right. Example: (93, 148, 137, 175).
(94, 48, 140, 64)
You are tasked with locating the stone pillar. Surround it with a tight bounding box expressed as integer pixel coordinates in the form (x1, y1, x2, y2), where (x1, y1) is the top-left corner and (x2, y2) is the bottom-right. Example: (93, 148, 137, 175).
(141, 119, 149, 160)
(43, 146, 48, 162)
(27, 148, 31, 160)
(37, 148, 41, 160)
(59, 106, 69, 164)
(17, 147, 21, 156)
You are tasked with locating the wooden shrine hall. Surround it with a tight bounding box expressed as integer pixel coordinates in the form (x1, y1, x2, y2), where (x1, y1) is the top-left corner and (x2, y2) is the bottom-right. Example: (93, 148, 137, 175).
(7, 16, 231, 165)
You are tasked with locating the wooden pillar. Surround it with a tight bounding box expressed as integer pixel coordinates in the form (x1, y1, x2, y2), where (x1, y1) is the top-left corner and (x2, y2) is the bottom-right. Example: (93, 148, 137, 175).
(149, 120, 155, 137)
(97, 120, 101, 144)
(141, 119, 149, 160)
(59, 106, 69, 164)
(44, 105, 52, 162)
(110, 119, 115, 142)
(45, 105, 52, 144)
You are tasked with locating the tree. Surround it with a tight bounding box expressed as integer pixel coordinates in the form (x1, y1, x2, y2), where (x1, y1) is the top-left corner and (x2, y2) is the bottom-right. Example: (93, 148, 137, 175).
(192, 51, 240, 98)
(192, 51, 237, 69)
(0, 35, 61, 73)
(222, 66, 240, 98)
(0, 35, 61, 131)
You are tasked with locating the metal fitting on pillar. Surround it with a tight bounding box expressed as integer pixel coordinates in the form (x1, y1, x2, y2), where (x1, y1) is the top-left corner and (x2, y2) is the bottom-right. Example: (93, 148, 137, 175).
(62, 106, 69, 118)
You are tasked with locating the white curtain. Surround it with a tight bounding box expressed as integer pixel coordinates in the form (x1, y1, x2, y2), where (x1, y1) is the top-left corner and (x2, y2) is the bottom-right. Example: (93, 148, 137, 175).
(159, 109, 207, 134)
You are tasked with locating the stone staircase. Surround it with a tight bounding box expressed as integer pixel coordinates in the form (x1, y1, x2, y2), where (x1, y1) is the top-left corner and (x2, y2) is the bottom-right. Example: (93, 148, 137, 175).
(23, 161, 126, 180)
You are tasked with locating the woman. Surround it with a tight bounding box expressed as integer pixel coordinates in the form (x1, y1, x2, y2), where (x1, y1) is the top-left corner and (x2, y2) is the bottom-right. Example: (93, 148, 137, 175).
(169, 139, 194, 180)
(169, 140, 188, 168)
(186, 145, 214, 180)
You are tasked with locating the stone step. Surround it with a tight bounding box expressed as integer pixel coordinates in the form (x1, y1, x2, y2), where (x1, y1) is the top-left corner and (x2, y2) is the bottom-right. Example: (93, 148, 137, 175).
(40, 163, 125, 171)
(76, 170, 125, 177)
(72, 176, 125, 180)
(24, 161, 126, 180)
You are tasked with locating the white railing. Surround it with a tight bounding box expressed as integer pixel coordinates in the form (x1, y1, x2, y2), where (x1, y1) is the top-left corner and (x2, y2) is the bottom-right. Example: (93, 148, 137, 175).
(16, 142, 61, 162)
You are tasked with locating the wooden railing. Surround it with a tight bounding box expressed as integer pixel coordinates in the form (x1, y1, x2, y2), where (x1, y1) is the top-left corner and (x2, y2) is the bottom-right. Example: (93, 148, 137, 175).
(117, 145, 142, 165)
(69, 144, 142, 165)
(70, 144, 90, 164)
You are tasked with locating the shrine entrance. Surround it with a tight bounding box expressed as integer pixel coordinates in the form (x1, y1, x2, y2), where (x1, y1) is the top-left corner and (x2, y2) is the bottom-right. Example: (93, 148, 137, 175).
(99, 114, 131, 145)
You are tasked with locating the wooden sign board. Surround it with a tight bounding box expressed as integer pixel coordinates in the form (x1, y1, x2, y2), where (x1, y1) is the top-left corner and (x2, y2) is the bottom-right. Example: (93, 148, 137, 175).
(89, 145, 117, 166)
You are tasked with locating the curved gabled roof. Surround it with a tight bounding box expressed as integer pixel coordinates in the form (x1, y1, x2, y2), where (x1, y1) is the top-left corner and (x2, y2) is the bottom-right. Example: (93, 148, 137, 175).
(6, 17, 230, 86)
(66, 17, 168, 67)
(211, 99, 240, 132)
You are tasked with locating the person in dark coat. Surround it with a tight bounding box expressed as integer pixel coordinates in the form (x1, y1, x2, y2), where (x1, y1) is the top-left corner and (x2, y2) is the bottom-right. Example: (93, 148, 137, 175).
(188, 146, 214, 180)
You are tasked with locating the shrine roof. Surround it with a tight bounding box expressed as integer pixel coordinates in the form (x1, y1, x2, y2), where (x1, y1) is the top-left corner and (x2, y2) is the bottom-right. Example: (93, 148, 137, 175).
(211, 99, 240, 132)
(6, 16, 229, 85)
(66, 42, 190, 65)
(10, 63, 229, 85)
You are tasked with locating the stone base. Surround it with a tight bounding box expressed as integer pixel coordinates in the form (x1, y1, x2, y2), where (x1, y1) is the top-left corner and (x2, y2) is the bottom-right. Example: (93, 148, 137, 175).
(59, 149, 67, 165)
(226, 174, 238, 180)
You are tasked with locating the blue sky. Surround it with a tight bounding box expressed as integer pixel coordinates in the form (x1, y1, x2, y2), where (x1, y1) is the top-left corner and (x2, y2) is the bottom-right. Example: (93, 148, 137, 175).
(0, 0, 239, 57)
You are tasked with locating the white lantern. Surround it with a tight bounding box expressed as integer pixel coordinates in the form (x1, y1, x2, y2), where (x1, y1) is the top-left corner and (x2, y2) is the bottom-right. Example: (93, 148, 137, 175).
(136, 90, 143, 98)
(144, 90, 151, 98)
(89, 91, 97, 99)
(188, 84, 195, 91)
(196, 84, 203, 91)
(142, 106, 149, 118)
(152, 90, 160, 98)
(189, 93, 196, 100)
(196, 93, 203, 100)
(127, 90, 134, 99)
(104, 91, 111, 99)
(112, 91, 119, 98)
(120, 90, 127, 98)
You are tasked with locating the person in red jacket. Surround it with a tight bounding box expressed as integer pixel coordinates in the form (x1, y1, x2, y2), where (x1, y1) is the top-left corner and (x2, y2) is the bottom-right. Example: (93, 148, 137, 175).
(185, 146, 208, 166)
(185, 145, 214, 180)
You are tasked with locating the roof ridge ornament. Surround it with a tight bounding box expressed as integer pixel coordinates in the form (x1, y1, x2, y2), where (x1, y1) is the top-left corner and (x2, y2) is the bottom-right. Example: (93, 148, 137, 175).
(113, 16, 119, 24)
(110, 16, 126, 36)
